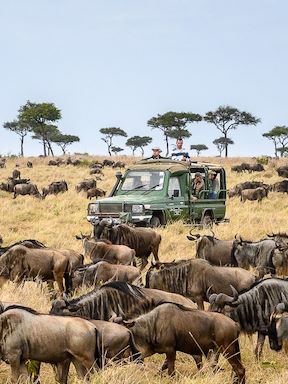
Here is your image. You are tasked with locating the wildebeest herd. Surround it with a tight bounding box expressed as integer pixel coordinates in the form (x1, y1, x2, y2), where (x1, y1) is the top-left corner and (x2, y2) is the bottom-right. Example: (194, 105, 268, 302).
(0, 218, 288, 384)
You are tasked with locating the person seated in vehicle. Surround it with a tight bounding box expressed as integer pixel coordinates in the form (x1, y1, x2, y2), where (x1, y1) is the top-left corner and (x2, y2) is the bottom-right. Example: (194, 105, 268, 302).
(171, 138, 190, 161)
(208, 170, 220, 199)
(191, 172, 204, 199)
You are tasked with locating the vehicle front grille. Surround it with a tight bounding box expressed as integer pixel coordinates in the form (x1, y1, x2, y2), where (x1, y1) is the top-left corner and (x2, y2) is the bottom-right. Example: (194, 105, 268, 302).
(99, 203, 123, 213)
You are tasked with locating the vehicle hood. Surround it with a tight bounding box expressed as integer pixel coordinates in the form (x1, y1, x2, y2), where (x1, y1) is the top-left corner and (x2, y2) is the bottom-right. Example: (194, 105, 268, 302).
(95, 193, 164, 205)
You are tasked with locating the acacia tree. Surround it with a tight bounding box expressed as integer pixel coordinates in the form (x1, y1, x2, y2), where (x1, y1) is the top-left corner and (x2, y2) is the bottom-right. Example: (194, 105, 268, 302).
(18, 101, 62, 156)
(99, 127, 127, 156)
(111, 146, 124, 155)
(204, 106, 260, 157)
(263, 126, 288, 157)
(3, 119, 31, 156)
(51, 133, 80, 154)
(190, 144, 208, 157)
(126, 136, 152, 156)
(147, 112, 202, 156)
(213, 137, 234, 157)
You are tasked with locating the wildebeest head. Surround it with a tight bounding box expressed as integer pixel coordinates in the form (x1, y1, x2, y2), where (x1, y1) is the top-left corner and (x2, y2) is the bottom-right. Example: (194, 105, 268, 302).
(208, 285, 239, 313)
(268, 294, 288, 351)
(50, 299, 78, 314)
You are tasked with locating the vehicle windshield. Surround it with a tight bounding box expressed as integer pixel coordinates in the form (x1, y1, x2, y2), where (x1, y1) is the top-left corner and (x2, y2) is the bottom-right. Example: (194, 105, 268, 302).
(120, 171, 165, 191)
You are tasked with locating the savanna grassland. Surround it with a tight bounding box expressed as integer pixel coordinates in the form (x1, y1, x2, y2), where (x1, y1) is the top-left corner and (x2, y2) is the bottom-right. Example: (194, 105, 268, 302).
(0, 155, 288, 384)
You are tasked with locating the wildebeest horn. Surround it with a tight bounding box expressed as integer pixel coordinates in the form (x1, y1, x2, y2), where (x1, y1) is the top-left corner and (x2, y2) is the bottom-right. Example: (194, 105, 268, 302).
(189, 229, 200, 237)
(206, 285, 214, 299)
(230, 285, 239, 301)
(75, 234, 82, 240)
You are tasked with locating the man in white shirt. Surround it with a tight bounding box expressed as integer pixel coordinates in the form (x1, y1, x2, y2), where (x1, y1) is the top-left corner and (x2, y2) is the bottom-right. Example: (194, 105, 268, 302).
(171, 138, 190, 161)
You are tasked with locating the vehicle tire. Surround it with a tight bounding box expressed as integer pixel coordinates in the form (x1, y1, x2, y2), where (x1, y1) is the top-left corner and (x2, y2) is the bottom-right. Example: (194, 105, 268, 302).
(201, 214, 213, 229)
(150, 216, 161, 228)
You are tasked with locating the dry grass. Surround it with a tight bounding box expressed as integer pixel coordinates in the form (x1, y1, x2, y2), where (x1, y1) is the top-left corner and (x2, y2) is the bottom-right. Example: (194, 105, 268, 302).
(0, 155, 288, 383)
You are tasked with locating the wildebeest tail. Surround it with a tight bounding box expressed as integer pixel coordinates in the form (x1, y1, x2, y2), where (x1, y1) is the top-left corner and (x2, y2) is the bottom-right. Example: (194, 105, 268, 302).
(230, 244, 238, 267)
(64, 271, 73, 294)
(129, 332, 142, 362)
(94, 328, 103, 369)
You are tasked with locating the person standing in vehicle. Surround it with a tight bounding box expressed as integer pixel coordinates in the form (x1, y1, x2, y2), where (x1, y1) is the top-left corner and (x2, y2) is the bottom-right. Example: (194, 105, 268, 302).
(149, 147, 164, 160)
(208, 170, 220, 199)
(171, 138, 190, 161)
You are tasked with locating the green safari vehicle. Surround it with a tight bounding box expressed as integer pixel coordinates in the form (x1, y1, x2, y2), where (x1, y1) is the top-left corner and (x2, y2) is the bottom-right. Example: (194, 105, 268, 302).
(87, 159, 227, 229)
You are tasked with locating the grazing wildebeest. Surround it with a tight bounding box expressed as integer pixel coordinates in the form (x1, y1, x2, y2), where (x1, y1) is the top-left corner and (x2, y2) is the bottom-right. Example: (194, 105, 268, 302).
(0, 239, 46, 256)
(232, 236, 286, 278)
(13, 183, 42, 199)
(75, 178, 97, 192)
(76, 234, 135, 265)
(0, 304, 100, 384)
(145, 259, 256, 309)
(102, 159, 114, 167)
(42, 180, 68, 198)
(48, 159, 61, 166)
(87, 187, 106, 200)
(50, 281, 196, 320)
(270, 180, 288, 193)
(12, 169, 21, 179)
(240, 187, 268, 202)
(112, 161, 125, 169)
(208, 277, 288, 359)
(123, 303, 245, 382)
(249, 163, 265, 172)
(187, 231, 235, 266)
(89, 167, 104, 176)
(94, 218, 161, 268)
(27, 161, 33, 168)
(277, 166, 288, 178)
(89, 161, 103, 169)
(228, 181, 267, 198)
(0, 245, 82, 294)
(72, 261, 140, 289)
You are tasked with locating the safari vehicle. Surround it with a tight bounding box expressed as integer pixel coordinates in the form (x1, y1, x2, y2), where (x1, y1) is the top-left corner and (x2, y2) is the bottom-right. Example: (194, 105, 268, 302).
(87, 159, 227, 228)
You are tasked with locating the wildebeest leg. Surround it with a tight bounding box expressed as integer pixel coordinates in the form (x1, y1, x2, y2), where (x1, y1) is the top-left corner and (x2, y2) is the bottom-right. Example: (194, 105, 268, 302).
(140, 257, 148, 271)
(53, 272, 65, 293)
(255, 332, 265, 360)
(225, 342, 245, 384)
(152, 244, 160, 262)
(10, 357, 26, 383)
(72, 358, 95, 380)
(54, 360, 70, 384)
(166, 350, 176, 376)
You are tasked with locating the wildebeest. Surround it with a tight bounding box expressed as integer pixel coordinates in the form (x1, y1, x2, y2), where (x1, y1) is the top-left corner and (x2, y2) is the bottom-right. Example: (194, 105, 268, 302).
(0, 238, 46, 256)
(231, 163, 264, 173)
(77, 234, 136, 265)
(276, 165, 288, 178)
(0, 158, 6, 168)
(48, 159, 61, 166)
(89, 167, 104, 176)
(50, 281, 196, 320)
(0, 245, 82, 294)
(208, 277, 288, 358)
(12, 169, 21, 179)
(42, 180, 68, 198)
(268, 295, 288, 352)
(240, 187, 268, 202)
(94, 218, 161, 268)
(13, 183, 42, 199)
(145, 259, 256, 309)
(0, 304, 100, 384)
(1, 178, 31, 193)
(187, 231, 235, 266)
(102, 159, 115, 167)
(89, 161, 103, 169)
(112, 161, 125, 169)
(228, 181, 267, 198)
(87, 187, 106, 200)
(66, 158, 81, 166)
(27, 161, 33, 168)
(232, 236, 287, 278)
(75, 178, 97, 192)
(270, 179, 288, 193)
(72, 261, 140, 289)
(123, 303, 245, 382)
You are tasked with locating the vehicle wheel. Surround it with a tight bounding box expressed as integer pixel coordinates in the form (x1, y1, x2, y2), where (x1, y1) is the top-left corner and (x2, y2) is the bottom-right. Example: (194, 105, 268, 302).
(150, 216, 161, 228)
(201, 214, 213, 229)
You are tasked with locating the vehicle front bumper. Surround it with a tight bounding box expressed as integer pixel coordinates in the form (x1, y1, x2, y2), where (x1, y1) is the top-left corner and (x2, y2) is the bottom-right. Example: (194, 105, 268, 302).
(87, 214, 153, 225)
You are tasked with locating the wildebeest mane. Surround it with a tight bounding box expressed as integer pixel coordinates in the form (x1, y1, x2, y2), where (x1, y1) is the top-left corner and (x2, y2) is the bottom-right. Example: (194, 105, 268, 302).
(231, 278, 288, 333)
(0, 304, 39, 315)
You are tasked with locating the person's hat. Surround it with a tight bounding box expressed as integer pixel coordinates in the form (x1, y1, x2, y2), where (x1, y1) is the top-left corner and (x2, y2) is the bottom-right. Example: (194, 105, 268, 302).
(208, 170, 217, 175)
(152, 147, 162, 152)
(195, 172, 202, 177)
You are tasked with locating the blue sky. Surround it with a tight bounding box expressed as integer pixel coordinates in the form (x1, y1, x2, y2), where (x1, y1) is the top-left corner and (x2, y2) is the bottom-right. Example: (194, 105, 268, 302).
(0, 0, 287, 157)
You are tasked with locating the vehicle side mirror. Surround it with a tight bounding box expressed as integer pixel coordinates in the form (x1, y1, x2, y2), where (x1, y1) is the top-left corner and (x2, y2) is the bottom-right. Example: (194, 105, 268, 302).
(115, 172, 122, 180)
(172, 190, 179, 197)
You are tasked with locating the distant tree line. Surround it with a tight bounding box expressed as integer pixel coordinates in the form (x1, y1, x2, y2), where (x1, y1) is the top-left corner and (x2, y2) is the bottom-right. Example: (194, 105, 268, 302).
(4, 102, 288, 158)
(3, 101, 79, 156)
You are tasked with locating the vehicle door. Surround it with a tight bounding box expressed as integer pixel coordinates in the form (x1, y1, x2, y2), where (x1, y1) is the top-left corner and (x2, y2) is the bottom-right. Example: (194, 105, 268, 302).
(166, 174, 189, 221)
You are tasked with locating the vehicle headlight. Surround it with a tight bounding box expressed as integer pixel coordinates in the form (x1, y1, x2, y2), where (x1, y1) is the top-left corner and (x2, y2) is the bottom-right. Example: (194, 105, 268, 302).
(132, 204, 144, 213)
(89, 203, 100, 215)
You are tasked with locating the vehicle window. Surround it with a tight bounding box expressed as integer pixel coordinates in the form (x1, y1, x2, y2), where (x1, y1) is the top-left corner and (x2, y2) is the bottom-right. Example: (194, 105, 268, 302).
(120, 171, 165, 191)
(168, 177, 182, 197)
